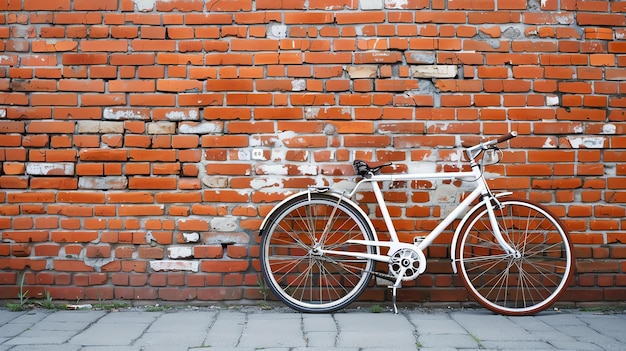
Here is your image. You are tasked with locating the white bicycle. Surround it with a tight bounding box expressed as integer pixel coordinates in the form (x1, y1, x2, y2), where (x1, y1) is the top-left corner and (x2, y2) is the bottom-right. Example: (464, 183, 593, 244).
(259, 132, 574, 316)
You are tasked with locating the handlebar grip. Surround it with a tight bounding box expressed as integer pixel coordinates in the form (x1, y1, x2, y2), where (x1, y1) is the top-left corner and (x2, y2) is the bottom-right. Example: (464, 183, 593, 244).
(496, 131, 518, 144)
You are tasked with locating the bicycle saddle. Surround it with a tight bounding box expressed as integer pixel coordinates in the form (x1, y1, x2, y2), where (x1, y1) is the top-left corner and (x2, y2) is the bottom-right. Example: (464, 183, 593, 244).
(353, 160, 392, 178)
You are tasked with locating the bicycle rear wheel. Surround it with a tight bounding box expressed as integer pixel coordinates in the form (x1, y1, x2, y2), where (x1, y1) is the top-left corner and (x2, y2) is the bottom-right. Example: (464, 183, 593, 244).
(456, 197, 574, 316)
(259, 192, 375, 313)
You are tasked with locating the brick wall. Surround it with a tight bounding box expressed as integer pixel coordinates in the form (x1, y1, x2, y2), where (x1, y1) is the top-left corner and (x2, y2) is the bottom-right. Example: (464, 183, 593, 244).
(1, 0, 625, 306)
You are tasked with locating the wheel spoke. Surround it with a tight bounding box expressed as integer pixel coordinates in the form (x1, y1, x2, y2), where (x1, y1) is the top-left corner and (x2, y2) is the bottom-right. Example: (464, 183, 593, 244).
(457, 198, 573, 316)
(260, 194, 374, 313)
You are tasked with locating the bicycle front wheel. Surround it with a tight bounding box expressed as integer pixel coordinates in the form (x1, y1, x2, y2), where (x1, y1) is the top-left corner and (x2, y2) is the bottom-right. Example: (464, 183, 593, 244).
(456, 197, 574, 316)
(259, 192, 375, 313)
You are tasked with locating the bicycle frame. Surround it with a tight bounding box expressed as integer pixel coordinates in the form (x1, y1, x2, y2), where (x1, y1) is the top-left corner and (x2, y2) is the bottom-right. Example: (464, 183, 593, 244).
(319, 163, 518, 267)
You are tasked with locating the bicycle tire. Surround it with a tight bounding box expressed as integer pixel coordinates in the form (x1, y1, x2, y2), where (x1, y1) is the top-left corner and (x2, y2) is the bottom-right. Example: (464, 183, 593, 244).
(259, 192, 375, 313)
(456, 197, 574, 316)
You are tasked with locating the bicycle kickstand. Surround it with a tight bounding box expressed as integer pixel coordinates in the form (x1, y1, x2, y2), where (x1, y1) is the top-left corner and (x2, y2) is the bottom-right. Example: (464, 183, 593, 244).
(390, 285, 398, 314)
(388, 269, 405, 314)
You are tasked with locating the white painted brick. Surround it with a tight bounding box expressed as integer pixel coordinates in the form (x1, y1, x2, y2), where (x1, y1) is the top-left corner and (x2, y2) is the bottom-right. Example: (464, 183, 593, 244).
(201, 176, 228, 188)
(410, 65, 458, 78)
(164, 109, 199, 121)
(78, 176, 128, 190)
(347, 65, 378, 78)
(0, 109, 6, 118)
(147, 121, 176, 134)
(132, 0, 155, 11)
(77, 121, 124, 134)
(103, 107, 149, 120)
(182, 232, 200, 243)
(150, 260, 199, 272)
(26, 163, 75, 176)
(179, 122, 223, 134)
(167, 246, 193, 259)
(204, 232, 250, 245)
(210, 217, 238, 232)
(361, 0, 383, 9)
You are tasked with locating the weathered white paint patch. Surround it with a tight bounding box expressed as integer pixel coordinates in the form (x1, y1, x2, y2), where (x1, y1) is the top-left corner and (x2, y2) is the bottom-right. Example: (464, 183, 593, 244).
(546, 95, 559, 106)
(543, 138, 555, 148)
(407, 162, 437, 175)
(26, 163, 74, 176)
(182, 232, 200, 243)
(361, 0, 383, 10)
(132, 0, 155, 11)
(210, 217, 238, 232)
(411, 65, 458, 78)
(568, 136, 605, 149)
(167, 247, 193, 259)
(0, 109, 6, 118)
(238, 148, 251, 160)
(601, 124, 616, 134)
(179, 122, 221, 134)
(150, 260, 199, 272)
(205, 232, 249, 244)
(446, 151, 462, 162)
(103, 108, 146, 120)
(385, 0, 408, 9)
(268, 23, 287, 39)
(165, 110, 198, 121)
(305, 107, 320, 119)
(291, 79, 306, 91)
(333, 179, 358, 192)
(78, 176, 128, 190)
(250, 177, 282, 190)
(257, 164, 289, 175)
(202, 176, 228, 188)
(298, 164, 318, 176)
(271, 148, 288, 161)
(573, 124, 584, 133)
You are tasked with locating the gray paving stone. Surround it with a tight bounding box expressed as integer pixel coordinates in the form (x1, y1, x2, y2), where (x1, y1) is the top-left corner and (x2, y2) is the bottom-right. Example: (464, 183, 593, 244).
(135, 311, 215, 349)
(237, 313, 306, 348)
(0, 308, 624, 350)
(452, 311, 535, 341)
(335, 313, 417, 349)
(68, 313, 156, 346)
(8, 345, 80, 351)
(305, 331, 336, 347)
(203, 310, 246, 348)
(0, 311, 25, 325)
(4, 329, 76, 345)
(418, 333, 479, 349)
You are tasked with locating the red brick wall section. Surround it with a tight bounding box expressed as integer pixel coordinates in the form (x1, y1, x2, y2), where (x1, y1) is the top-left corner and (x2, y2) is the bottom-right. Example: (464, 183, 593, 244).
(0, 0, 625, 306)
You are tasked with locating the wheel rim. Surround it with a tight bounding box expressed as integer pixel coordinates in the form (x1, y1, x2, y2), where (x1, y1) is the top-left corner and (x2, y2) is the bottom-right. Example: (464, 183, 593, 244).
(458, 200, 573, 315)
(261, 196, 374, 311)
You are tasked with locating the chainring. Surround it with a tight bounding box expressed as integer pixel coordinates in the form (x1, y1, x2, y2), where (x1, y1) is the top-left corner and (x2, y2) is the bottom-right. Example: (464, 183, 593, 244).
(388, 248, 425, 281)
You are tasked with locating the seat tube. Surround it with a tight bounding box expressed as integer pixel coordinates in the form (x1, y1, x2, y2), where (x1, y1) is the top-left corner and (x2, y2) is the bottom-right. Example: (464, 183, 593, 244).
(370, 180, 400, 242)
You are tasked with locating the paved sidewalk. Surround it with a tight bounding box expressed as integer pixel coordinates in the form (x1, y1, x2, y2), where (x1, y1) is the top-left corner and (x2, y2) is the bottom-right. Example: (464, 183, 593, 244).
(0, 305, 625, 350)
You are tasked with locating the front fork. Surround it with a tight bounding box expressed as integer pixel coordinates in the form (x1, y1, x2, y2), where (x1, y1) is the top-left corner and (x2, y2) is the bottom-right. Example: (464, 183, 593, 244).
(482, 194, 519, 258)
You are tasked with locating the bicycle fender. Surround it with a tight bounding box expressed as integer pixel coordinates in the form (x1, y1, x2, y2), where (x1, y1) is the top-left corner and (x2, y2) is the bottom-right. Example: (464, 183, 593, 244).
(258, 191, 308, 236)
(258, 190, 380, 246)
(449, 192, 512, 274)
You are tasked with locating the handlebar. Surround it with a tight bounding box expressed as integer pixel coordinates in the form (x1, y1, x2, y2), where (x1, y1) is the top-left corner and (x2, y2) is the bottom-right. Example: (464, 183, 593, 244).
(464, 131, 518, 162)
(496, 131, 518, 144)
(354, 132, 518, 177)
